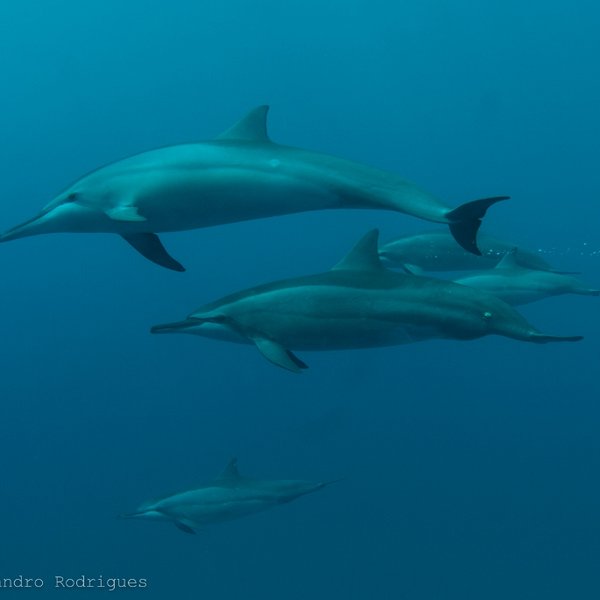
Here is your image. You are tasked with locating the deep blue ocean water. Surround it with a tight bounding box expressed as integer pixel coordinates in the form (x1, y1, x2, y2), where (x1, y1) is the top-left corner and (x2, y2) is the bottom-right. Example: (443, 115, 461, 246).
(1, 1, 599, 598)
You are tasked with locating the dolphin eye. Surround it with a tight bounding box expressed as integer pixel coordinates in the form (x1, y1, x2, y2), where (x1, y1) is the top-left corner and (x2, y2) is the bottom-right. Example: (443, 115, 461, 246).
(65, 192, 78, 202)
(482, 311, 493, 321)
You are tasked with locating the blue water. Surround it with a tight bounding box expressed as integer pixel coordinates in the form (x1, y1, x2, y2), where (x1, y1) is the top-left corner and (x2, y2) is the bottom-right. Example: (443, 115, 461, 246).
(1, 1, 599, 598)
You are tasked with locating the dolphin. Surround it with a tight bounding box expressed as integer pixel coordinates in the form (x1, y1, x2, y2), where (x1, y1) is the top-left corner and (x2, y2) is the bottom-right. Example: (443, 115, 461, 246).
(150, 230, 582, 372)
(121, 459, 335, 534)
(453, 249, 600, 305)
(379, 229, 561, 273)
(0, 106, 508, 271)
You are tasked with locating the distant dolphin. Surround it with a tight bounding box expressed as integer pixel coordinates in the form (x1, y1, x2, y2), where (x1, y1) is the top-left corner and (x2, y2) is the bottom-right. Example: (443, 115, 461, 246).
(379, 229, 560, 273)
(453, 249, 600, 305)
(121, 459, 335, 534)
(0, 106, 507, 270)
(151, 230, 582, 372)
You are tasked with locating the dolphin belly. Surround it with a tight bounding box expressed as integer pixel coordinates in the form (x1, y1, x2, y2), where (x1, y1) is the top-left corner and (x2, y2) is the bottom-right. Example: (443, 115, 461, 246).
(167, 499, 276, 526)
(246, 314, 443, 350)
(133, 168, 341, 232)
(154, 487, 280, 525)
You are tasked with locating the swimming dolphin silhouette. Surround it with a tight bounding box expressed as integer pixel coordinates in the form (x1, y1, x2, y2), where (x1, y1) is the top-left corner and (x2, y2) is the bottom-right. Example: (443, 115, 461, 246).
(0, 107, 507, 270)
(453, 249, 600, 305)
(121, 459, 335, 534)
(151, 230, 582, 372)
(379, 229, 560, 273)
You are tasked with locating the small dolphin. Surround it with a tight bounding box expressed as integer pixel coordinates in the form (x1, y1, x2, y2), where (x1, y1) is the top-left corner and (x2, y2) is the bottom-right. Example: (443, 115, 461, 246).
(379, 229, 560, 273)
(453, 249, 600, 305)
(121, 459, 335, 534)
(0, 107, 507, 270)
(151, 230, 582, 372)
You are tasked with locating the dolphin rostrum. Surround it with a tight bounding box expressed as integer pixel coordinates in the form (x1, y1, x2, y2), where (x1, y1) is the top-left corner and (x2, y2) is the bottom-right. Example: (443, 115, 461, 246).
(121, 459, 335, 534)
(453, 249, 600, 305)
(151, 230, 583, 372)
(379, 229, 560, 273)
(0, 106, 507, 270)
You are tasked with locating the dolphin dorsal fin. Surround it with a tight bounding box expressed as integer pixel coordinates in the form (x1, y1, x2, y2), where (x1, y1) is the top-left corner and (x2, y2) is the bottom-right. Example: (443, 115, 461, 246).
(332, 230, 384, 272)
(216, 106, 271, 143)
(216, 458, 241, 483)
(495, 248, 520, 270)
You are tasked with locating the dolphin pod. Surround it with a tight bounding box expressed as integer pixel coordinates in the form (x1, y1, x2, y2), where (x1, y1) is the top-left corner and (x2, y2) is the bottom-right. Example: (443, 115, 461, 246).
(121, 458, 336, 534)
(0, 106, 507, 270)
(151, 230, 582, 372)
(453, 249, 600, 305)
(2, 106, 588, 537)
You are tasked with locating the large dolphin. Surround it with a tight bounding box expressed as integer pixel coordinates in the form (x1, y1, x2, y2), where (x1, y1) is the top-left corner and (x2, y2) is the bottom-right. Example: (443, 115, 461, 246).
(453, 249, 600, 305)
(379, 229, 559, 272)
(151, 230, 582, 372)
(121, 459, 335, 534)
(0, 106, 507, 271)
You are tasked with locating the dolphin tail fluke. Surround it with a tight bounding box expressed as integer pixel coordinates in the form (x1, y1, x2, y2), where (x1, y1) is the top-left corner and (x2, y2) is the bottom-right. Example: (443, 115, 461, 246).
(529, 333, 584, 343)
(121, 233, 185, 272)
(446, 196, 509, 255)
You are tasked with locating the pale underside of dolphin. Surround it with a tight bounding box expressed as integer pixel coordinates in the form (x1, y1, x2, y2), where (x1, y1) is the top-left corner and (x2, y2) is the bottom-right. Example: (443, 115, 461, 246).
(151, 230, 583, 372)
(121, 458, 334, 534)
(0, 106, 508, 270)
(379, 229, 560, 273)
(453, 249, 600, 305)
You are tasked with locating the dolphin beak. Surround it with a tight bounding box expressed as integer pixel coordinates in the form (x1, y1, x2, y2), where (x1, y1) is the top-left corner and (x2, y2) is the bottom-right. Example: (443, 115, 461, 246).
(529, 332, 584, 343)
(117, 511, 146, 519)
(0, 209, 53, 242)
(150, 320, 196, 334)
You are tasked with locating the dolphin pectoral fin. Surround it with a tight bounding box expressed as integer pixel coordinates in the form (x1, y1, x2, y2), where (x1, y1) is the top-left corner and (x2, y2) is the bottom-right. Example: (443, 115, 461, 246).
(446, 196, 509, 255)
(106, 205, 147, 222)
(401, 263, 424, 276)
(121, 233, 185, 272)
(174, 520, 196, 535)
(252, 337, 308, 373)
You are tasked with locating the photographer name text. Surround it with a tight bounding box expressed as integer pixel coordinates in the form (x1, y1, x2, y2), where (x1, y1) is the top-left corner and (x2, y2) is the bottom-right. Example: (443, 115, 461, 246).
(1, 575, 148, 592)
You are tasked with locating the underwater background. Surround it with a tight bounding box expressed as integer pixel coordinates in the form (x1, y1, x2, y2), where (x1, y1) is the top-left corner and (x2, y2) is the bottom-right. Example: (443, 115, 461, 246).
(1, 1, 599, 598)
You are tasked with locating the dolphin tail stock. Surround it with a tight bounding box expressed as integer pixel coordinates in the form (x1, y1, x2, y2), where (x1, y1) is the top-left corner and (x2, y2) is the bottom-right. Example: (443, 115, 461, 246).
(529, 333, 584, 343)
(575, 288, 600, 297)
(120, 233, 185, 272)
(445, 196, 509, 255)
